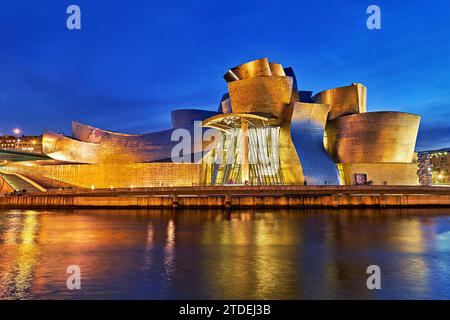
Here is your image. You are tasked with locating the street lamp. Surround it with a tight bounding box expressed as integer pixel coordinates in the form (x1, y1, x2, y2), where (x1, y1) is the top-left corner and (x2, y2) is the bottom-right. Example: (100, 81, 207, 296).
(12, 128, 21, 152)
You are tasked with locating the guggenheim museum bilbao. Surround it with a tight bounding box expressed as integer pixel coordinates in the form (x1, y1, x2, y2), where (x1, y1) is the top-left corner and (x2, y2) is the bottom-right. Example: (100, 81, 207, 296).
(0, 58, 421, 189)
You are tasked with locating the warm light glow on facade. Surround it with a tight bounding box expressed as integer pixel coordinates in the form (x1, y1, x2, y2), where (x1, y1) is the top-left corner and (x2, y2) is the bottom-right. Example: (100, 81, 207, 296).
(0, 58, 422, 189)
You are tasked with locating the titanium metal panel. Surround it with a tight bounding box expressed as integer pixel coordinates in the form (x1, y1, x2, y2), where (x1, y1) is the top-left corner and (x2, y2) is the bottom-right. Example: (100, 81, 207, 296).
(46, 123, 217, 164)
(326, 112, 420, 163)
(227, 76, 293, 119)
(290, 102, 340, 185)
(72, 121, 140, 143)
(312, 83, 367, 120)
(42, 131, 100, 164)
(224, 58, 272, 82)
(269, 63, 286, 76)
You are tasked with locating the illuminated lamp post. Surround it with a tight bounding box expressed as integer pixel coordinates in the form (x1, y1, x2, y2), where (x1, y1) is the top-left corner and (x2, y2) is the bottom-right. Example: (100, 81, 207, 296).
(12, 128, 21, 151)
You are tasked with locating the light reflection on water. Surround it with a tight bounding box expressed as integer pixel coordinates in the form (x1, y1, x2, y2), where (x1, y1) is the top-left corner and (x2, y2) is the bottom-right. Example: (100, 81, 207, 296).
(0, 208, 449, 299)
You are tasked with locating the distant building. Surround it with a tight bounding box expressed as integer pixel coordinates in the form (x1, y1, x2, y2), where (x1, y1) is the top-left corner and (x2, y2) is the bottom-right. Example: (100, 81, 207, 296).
(0, 135, 42, 154)
(0, 136, 17, 150)
(429, 150, 450, 183)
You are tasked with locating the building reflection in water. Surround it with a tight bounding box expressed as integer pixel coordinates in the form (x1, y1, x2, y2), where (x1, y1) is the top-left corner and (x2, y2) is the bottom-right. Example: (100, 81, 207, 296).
(0, 208, 449, 299)
(198, 211, 301, 299)
(0, 211, 40, 299)
(320, 209, 431, 299)
(163, 219, 176, 281)
(144, 224, 154, 271)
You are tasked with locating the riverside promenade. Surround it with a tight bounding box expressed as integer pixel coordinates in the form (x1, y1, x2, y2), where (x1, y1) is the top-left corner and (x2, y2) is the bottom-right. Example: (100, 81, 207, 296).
(1, 185, 450, 209)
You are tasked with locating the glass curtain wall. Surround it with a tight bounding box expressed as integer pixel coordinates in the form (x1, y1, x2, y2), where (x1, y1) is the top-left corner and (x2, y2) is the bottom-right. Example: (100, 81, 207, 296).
(203, 126, 283, 185)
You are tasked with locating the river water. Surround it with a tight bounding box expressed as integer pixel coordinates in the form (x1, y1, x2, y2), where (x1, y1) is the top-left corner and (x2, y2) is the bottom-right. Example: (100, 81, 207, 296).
(0, 208, 449, 299)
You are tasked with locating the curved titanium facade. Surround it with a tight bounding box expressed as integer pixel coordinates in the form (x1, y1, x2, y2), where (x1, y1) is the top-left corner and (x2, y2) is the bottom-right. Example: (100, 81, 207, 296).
(290, 102, 340, 185)
(45, 118, 218, 164)
(70, 122, 179, 163)
(72, 121, 140, 143)
(269, 63, 286, 76)
(223, 59, 296, 120)
(219, 58, 304, 185)
(227, 76, 293, 119)
(312, 83, 367, 120)
(224, 58, 272, 82)
(12, 57, 421, 188)
(326, 112, 420, 163)
(43, 131, 100, 163)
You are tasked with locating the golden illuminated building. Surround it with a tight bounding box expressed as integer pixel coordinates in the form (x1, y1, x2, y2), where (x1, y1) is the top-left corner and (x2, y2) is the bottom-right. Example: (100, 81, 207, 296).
(312, 83, 367, 120)
(0, 58, 421, 190)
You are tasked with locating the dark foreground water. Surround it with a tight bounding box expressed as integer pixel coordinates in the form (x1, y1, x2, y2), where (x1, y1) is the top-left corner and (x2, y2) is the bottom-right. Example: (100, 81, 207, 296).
(0, 208, 450, 300)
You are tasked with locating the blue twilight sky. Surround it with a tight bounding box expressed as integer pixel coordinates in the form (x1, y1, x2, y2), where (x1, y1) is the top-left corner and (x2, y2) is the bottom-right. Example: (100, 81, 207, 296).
(0, 0, 449, 150)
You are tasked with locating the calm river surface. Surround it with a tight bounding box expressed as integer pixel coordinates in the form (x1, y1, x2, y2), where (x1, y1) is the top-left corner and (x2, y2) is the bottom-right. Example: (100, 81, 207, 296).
(0, 208, 450, 299)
